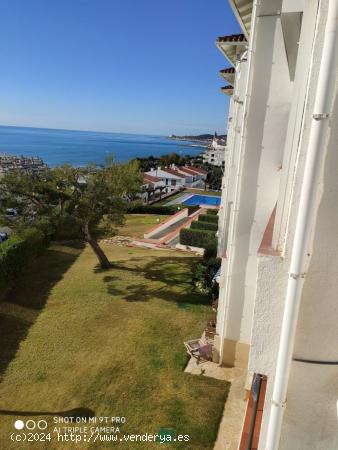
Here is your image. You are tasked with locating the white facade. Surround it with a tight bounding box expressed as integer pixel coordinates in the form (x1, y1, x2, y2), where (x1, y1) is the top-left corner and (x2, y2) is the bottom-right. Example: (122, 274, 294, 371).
(202, 145, 226, 167)
(215, 0, 338, 449)
(145, 168, 185, 192)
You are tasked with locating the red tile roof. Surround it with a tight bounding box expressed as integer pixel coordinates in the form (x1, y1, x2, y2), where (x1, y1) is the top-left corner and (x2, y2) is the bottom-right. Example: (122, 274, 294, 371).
(217, 33, 246, 43)
(190, 166, 208, 175)
(143, 173, 161, 183)
(161, 168, 186, 178)
(176, 167, 199, 176)
(220, 67, 236, 74)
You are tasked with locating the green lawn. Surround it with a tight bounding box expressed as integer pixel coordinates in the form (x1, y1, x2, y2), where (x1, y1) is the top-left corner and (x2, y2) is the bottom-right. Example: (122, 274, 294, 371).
(117, 214, 169, 238)
(0, 216, 227, 449)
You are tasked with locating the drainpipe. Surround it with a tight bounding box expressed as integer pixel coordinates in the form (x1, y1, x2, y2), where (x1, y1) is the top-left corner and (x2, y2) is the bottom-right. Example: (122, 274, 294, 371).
(265, 1, 338, 449)
(219, 0, 259, 364)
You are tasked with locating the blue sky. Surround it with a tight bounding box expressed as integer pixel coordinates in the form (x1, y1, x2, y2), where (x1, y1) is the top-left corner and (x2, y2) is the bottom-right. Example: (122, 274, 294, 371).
(0, 0, 241, 135)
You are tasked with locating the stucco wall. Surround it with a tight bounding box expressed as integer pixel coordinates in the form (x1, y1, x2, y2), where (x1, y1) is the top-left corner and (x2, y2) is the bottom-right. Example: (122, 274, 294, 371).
(247, 1, 338, 448)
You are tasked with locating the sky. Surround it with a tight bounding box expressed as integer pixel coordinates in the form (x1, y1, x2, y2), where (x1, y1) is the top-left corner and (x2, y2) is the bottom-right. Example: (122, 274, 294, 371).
(0, 0, 241, 135)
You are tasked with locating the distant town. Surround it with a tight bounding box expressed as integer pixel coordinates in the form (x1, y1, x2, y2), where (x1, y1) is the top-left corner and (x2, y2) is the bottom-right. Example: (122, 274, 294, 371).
(0, 154, 46, 177)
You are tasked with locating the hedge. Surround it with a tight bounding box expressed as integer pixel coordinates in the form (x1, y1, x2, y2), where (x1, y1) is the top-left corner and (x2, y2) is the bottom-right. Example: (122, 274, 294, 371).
(0, 228, 49, 298)
(191, 221, 218, 232)
(204, 242, 218, 258)
(198, 214, 219, 224)
(206, 209, 219, 216)
(127, 204, 199, 216)
(180, 228, 217, 250)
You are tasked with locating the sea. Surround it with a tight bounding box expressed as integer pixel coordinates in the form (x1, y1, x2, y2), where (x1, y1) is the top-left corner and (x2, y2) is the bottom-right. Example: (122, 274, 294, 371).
(0, 125, 205, 167)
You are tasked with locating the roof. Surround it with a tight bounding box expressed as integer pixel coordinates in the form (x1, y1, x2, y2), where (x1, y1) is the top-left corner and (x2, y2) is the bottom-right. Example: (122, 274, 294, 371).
(143, 173, 161, 183)
(221, 85, 234, 96)
(220, 67, 236, 85)
(190, 167, 208, 175)
(220, 67, 236, 74)
(215, 34, 247, 66)
(161, 168, 186, 178)
(229, 0, 253, 39)
(216, 33, 246, 43)
(176, 167, 200, 176)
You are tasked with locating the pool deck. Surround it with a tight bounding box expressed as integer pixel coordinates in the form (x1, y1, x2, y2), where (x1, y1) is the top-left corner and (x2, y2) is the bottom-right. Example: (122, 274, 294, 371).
(165, 193, 193, 206)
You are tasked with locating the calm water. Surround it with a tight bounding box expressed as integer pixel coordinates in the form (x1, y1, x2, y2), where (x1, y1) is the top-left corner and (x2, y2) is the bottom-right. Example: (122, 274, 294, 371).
(0, 126, 204, 167)
(183, 195, 221, 206)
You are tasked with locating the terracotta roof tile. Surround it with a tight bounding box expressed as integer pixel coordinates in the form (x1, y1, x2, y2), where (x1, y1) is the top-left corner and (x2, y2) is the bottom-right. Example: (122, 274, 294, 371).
(190, 166, 208, 174)
(162, 168, 186, 178)
(143, 174, 161, 183)
(220, 67, 236, 74)
(176, 167, 199, 176)
(217, 33, 246, 43)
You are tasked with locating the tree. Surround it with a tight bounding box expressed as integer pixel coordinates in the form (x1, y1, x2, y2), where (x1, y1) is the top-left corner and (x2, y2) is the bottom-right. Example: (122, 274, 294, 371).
(206, 166, 222, 190)
(0, 159, 142, 269)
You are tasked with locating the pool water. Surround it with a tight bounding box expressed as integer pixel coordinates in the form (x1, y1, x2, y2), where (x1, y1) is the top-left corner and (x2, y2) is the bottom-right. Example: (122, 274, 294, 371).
(183, 194, 221, 206)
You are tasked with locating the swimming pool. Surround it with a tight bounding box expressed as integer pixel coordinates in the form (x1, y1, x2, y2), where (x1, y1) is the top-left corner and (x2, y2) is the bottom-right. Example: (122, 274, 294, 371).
(183, 194, 221, 206)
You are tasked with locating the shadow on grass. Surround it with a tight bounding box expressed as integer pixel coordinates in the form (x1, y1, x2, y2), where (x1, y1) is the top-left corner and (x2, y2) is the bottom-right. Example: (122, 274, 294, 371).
(0, 407, 95, 420)
(0, 242, 84, 379)
(98, 255, 210, 306)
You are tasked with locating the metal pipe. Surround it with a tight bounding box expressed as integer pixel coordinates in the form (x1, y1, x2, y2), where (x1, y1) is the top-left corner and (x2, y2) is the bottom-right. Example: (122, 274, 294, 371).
(265, 1, 338, 448)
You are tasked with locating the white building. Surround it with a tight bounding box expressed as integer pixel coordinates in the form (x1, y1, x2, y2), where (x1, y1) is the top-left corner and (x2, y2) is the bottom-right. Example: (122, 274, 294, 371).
(202, 134, 227, 167)
(215, 1, 338, 449)
(145, 166, 208, 192)
(145, 167, 185, 192)
(141, 174, 165, 202)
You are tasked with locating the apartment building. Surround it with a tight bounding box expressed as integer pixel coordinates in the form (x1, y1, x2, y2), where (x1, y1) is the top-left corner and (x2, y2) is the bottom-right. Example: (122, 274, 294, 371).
(202, 134, 227, 167)
(215, 1, 338, 449)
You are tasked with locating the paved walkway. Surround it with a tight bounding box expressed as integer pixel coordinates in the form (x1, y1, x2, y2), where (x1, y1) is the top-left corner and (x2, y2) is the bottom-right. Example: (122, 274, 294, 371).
(150, 216, 191, 239)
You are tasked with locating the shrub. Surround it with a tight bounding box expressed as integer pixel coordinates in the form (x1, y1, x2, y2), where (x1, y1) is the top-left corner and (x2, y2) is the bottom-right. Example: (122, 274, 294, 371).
(180, 228, 217, 249)
(198, 214, 219, 224)
(127, 204, 199, 216)
(206, 209, 219, 215)
(52, 216, 83, 240)
(204, 241, 218, 258)
(0, 228, 49, 298)
(191, 221, 218, 232)
(193, 257, 221, 296)
(127, 204, 178, 215)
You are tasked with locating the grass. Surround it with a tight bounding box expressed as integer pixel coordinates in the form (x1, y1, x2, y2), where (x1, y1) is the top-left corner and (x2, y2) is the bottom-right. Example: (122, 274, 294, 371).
(0, 215, 228, 449)
(117, 214, 169, 238)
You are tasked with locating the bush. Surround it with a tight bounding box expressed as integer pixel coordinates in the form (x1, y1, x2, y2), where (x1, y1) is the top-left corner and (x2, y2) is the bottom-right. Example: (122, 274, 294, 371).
(193, 257, 221, 296)
(206, 209, 219, 215)
(0, 228, 49, 298)
(52, 216, 83, 240)
(180, 228, 217, 249)
(127, 204, 199, 216)
(127, 204, 178, 215)
(198, 214, 219, 224)
(204, 241, 218, 258)
(191, 221, 218, 232)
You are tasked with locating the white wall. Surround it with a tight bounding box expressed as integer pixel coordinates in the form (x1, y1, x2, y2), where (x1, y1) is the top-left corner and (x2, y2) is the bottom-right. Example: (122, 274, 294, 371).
(245, 1, 338, 448)
(217, 0, 291, 357)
